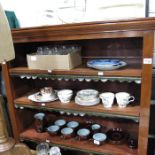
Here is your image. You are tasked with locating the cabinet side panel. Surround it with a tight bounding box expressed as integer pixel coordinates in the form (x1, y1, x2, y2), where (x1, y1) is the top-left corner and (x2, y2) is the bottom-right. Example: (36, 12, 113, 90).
(138, 31, 154, 155)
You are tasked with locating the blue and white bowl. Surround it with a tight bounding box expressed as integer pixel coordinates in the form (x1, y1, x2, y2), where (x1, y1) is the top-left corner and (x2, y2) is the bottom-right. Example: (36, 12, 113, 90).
(87, 59, 127, 70)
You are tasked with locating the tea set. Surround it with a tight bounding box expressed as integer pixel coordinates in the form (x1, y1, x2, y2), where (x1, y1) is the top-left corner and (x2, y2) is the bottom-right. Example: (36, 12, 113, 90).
(28, 87, 135, 108)
(33, 113, 137, 148)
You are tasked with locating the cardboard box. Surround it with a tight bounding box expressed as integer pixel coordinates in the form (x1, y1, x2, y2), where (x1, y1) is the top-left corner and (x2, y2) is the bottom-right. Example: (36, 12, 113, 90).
(27, 52, 82, 70)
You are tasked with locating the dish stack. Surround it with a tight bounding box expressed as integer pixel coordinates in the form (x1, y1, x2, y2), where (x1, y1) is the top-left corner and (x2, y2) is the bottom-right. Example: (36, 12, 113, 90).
(75, 89, 100, 106)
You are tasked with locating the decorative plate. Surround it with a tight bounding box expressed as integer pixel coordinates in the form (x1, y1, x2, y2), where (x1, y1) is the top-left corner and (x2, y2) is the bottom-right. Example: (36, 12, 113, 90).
(28, 92, 58, 103)
(87, 59, 127, 70)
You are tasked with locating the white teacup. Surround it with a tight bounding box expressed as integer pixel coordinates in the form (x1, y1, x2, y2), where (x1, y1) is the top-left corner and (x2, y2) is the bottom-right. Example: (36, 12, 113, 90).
(57, 89, 73, 103)
(115, 92, 135, 108)
(100, 92, 115, 108)
(40, 87, 54, 98)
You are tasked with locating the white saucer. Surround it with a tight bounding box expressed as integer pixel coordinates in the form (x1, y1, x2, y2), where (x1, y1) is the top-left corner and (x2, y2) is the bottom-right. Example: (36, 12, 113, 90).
(75, 96, 100, 106)
(28, 92, 58, 102)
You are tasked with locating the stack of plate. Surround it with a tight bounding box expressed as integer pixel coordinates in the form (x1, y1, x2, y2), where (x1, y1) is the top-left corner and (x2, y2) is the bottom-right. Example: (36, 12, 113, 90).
(75, 89, 100, 106)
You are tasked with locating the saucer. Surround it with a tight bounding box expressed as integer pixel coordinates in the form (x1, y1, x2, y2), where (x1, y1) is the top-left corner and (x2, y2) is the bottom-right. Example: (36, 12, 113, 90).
(107, 128, 127, 145)
(75, 96, 100, 106)
(87, 59, 127, 70)
(28, 92, 58, 102)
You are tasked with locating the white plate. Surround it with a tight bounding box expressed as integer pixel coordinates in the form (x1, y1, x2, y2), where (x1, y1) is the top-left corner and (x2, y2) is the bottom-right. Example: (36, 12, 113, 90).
(75, 96, 100, 106)
(28, 92, 58, 102)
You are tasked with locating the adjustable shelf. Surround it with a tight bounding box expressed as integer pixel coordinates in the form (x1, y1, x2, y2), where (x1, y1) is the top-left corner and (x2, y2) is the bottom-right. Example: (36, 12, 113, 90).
(20, 127, 138, 155)
(14, 95, 140, 121)
(10, 67, 142, 83)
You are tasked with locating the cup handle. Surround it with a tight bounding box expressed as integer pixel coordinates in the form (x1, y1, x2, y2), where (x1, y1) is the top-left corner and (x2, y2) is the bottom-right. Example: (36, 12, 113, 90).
(128, 96, 135, 103)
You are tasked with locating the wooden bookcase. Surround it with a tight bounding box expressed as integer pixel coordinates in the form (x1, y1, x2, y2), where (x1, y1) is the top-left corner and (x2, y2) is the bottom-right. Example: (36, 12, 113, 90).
(2, 18, 155, 155)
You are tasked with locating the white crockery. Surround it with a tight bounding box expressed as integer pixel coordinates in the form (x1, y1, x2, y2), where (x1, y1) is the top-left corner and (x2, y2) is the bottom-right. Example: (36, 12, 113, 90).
(115, 92, 135, 108)
(57, 89, 73, 103)
(100, 92, 115, 108)
(40, 87, 54, 98)
(77, 89, 99, 101)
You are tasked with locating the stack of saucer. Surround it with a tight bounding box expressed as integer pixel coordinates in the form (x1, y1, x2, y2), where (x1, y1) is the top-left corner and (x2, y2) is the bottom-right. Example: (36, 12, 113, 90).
(75, 89, 100, 106)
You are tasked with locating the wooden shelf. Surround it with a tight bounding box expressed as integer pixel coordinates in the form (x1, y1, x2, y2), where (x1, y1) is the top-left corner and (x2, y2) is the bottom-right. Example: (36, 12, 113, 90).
(14, 95, 140, 118)
(20, 128, 138, 155)
(10, 66, 142, 77)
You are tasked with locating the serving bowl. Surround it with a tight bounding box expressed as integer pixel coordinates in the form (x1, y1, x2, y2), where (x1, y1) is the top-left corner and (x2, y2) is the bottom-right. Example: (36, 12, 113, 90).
(87, 59, 127, 70)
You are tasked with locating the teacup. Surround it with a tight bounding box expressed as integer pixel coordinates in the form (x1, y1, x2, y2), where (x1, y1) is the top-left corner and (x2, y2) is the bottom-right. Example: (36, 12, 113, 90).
(61, 127, 74, 139)
(100, 92, 115, 108)
(77, 128, 90, 140)
(91, 124, 102, 133)
(47, 125, 60, 136)
(93, 133, 107, 146)
(40, 87, 54, 98)
(115, 92, 135, 108)
(54, 119, 66, 127)
(57, 89, 73, 103)
(67, 121, 79, 129)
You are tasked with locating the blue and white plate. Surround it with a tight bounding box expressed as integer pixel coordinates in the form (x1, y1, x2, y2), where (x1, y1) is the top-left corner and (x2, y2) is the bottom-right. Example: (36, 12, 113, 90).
(87, 59, 127, 70)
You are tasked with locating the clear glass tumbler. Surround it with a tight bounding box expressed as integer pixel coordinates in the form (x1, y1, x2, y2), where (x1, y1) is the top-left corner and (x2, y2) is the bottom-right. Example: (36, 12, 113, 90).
(36, 142, 49, 155)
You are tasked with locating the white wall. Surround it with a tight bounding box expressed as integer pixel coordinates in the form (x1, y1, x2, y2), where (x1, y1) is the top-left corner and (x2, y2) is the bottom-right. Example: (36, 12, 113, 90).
(0, 0, 147, 27)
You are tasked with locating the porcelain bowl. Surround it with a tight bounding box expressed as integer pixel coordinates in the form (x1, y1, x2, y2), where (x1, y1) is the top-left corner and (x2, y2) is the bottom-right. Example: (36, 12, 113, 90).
(87, 59, 127, 70)
(57, 89, 73, 103)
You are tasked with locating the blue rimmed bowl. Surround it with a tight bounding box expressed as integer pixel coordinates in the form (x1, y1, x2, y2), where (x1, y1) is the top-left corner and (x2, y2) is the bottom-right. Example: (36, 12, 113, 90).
(87, 59, 127, 70)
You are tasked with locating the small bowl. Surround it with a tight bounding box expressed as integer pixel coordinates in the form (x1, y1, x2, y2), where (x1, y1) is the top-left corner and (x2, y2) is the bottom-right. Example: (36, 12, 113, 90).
(47, 125, 60, 136)
(77, 128, 90, 140)
(57, 89, 73, 103)
(93, 133, 107, 146)
(61, 127, 74, 139)
(54, 119, 66, 127)
(67, 121, 79, 129)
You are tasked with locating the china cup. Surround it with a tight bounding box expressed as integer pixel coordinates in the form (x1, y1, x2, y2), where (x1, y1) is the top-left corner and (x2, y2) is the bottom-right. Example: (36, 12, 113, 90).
(57, 89, 73, 103)
(115, 92, 135, 108)
(99, 92, 115, 108)
(40, 87, 54, 99)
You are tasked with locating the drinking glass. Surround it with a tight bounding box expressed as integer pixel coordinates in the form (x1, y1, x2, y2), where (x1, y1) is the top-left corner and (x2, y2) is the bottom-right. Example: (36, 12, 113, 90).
(36, 142, 49, 155)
